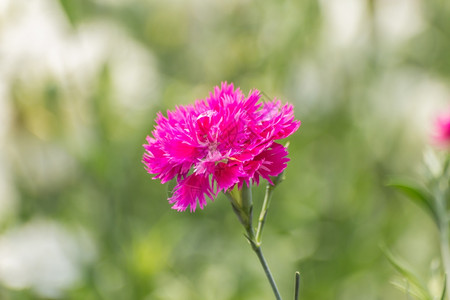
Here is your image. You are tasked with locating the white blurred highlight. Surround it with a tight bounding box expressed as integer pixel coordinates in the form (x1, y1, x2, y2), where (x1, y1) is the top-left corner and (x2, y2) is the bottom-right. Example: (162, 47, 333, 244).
(0, 0, 159, 222)
(0, 0, 159, 119)
(0, 219, 95, 298)
(320, 0, 366, 48)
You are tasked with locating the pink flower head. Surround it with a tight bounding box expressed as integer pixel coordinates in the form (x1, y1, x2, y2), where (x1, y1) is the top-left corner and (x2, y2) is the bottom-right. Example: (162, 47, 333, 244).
(142, 82, 301, 212)
(434, 111, 450, 148)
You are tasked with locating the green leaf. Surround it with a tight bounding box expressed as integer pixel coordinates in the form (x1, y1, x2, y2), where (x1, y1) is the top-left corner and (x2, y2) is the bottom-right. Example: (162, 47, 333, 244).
(391, 280, 419, 299)
(58, 0, 79, 26)
(440, 274, 446, 300)
(381, 246, 433, 300)
(57, 0, 91, 27)
(387, 179, 438, 226)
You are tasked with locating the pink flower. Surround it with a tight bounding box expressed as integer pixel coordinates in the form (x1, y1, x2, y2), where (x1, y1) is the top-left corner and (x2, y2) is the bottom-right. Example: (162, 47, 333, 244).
(434, 111, 450, 148)
(143, 82, 301, 211)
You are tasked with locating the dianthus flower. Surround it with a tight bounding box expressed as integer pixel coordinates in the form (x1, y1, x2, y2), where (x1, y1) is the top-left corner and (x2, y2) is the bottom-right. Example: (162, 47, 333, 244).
(434, 111, 450, 148)
(143, 82, 300, 211)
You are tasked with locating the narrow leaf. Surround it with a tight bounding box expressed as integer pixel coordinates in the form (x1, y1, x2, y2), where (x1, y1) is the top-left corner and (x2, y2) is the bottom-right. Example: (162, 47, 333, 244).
(390, 281, 421, 299)
(440, 274, 446, 300)
(381, 246, 433, 300)
(58, 0, 80, 26)
(388, 179, 438, 226)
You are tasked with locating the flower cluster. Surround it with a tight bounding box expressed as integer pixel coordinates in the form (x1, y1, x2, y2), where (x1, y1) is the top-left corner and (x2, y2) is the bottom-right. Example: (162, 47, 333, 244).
(434, 111, 450, 148)
(143, 82, 300, 211)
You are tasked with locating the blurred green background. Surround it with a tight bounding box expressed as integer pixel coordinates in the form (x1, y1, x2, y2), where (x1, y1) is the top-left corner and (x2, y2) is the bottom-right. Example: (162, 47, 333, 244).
(1, 0, 450, 299)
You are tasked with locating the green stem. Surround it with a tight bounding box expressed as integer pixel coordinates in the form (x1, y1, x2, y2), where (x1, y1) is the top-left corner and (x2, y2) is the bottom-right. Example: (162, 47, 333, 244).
(228, 183, 283, 300)
(437, 193, 450, 300)
(294, 272, 300, 300)
(251, 243, 283, 300)
(242, 184, 254, 235)
(256, 184, 275, 244)
(436, 154, 450, 300)
(441, 227, 450, 300)
(246, 185, 282, 300)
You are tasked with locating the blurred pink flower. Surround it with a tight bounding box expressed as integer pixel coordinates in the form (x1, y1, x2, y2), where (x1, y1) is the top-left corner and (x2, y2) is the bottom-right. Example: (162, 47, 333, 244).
(434, 111, 450, 148)
(143, 82, 300, 211)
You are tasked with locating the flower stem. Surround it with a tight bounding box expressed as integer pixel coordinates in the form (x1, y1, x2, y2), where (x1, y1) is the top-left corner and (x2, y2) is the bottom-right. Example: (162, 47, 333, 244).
(246, 182, 283, 300)
(440, 221, 450, 300)
(436, 190, 450, 300)
(252, 244, 283, 300)
(228, 184, 283, 300)
(256, 184, 275, 245)
(294, 272, 300, 300)
(436, 154, 450, 300)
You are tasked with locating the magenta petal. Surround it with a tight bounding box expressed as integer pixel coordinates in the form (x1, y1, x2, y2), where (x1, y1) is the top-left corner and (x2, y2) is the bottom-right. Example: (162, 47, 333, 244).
(214, 162, 244, 194)
(167, 141, 198, 160)
(142, 137, 180, 183)
(258, 100, 301, 140)
(434, 112, 450, 147)
(253, 143, 290, 184)
(169, 174, 214, 212)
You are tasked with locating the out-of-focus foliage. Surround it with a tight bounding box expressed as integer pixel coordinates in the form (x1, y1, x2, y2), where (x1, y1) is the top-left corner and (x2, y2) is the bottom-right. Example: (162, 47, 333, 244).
(0, 0, 449, 299)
